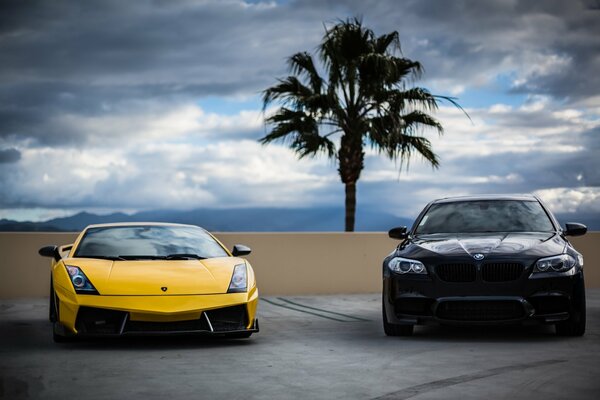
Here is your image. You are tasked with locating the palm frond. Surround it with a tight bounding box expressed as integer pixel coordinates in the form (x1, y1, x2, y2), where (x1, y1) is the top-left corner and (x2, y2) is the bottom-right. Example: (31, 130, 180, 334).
(260, 108, 336, 158)
(287, 52, 323, 94)
(433, 94, 473, 122)
(262, 76, 324, 113)
(401, 110, 443, 135)
(374, 31, 400, 54)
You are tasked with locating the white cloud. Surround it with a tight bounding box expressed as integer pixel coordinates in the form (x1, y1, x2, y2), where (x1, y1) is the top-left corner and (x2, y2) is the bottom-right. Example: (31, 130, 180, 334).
(534, 187, 600, 214)
(2, 96, 598, 219)
(1, 0, 600, 223)
(42, 102, 264, 147)
(489, 104, 512, 114)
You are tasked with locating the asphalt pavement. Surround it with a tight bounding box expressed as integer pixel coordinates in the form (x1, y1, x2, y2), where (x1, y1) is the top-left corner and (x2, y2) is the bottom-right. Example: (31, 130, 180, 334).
(1, 291, 599, 399)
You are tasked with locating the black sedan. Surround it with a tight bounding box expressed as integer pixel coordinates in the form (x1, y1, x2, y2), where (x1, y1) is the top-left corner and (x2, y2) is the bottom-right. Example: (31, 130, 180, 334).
(383, 194, 587, 336)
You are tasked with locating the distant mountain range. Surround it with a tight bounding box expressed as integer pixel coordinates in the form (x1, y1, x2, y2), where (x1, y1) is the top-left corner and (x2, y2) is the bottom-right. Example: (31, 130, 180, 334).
(0, 207, 413, 232)
(0, 207, 597, 232)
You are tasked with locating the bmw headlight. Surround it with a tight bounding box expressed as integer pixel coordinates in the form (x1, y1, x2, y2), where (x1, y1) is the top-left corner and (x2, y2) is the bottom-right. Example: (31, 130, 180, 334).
(533, 254, 577, 273)
(388, 257, 427, 275)
(65, 265, 99, 294)
(228, 264, 247, 293)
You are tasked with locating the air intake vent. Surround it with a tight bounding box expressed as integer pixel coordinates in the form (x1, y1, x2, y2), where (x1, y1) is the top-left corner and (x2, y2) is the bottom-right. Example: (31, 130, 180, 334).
(436, 300, 524, 321)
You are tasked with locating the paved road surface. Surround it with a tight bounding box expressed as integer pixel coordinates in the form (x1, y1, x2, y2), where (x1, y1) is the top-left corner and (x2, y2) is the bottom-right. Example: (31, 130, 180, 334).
(1, 292, 599, 399)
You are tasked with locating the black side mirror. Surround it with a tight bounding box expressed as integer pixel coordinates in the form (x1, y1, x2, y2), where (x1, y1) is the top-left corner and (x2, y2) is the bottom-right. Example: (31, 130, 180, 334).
(388, 226, 408, 240)
(39, 245, 60, 261)
(232, 244, 251, 257)
(564, 222, 587, 237)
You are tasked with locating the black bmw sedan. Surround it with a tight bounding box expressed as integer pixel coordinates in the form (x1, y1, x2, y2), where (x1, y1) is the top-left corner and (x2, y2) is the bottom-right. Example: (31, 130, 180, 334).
(383, 194, 587, 337)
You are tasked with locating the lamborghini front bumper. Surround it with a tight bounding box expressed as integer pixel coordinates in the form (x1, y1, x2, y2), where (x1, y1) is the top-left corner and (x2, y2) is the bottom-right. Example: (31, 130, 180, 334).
(54, 283, 259, 336)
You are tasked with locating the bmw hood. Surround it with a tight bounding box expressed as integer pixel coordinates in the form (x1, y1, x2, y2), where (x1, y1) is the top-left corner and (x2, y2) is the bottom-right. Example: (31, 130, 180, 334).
(404, 232, 566, 260)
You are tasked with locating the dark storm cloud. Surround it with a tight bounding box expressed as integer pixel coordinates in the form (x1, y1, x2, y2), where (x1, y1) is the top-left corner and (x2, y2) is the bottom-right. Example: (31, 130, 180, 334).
(0, 81, 264, 146)
(1, 0, 598, 147)
(0, 0, 598, 217)
(0, 148, 21, 163)
(0, 0, 311, 85)
(0, 0, 320, 145)
(348, 0, 600, 101)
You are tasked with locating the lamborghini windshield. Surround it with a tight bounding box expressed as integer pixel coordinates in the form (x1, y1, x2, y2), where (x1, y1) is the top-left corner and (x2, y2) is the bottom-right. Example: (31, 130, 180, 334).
(74, 225, 229, 259)
(415, 200, 555, 234)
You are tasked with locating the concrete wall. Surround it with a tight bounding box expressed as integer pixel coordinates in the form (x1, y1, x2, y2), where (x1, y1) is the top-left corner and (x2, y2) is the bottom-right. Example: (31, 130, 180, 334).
(1, 232, 599, 298)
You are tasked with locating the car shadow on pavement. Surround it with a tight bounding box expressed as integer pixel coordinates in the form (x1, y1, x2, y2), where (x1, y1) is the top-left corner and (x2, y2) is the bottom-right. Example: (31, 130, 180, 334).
(372, 322, 576, 343)
(56, 335, 257, 351)
(1, 318, 258, 352)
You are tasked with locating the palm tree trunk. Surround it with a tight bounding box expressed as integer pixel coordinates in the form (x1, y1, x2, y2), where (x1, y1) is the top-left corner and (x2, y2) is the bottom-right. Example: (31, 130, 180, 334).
(345, 181, 356, 232)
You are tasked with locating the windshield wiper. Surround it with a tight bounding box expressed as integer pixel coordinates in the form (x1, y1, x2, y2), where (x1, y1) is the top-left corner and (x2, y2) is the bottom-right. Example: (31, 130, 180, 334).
(78, 255, 127, 261)
(117, 255, 167, 260)
(165, 253, 207, 260)
(114, 254, 207, 260)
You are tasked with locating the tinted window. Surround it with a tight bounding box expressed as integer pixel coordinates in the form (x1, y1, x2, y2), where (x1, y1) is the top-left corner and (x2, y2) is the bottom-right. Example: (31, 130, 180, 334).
(415, 200, 555, 234)
(74, 225, 229, 259)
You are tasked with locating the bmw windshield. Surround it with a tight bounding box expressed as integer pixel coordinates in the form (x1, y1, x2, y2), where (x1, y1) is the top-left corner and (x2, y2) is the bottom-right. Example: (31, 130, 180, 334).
(73, 225, 229, 259)
(415, 200, 555, 234)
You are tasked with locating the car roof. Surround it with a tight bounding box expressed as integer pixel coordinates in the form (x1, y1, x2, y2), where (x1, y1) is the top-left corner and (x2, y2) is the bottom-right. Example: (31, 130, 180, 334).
(432, 194, 539, 204)
(84, 222, 198, 229)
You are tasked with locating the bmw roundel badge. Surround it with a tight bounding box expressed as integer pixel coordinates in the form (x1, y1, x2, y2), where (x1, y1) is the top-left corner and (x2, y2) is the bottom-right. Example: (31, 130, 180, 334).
(161, 286, 168, 292)
(473, 253, 484, 261)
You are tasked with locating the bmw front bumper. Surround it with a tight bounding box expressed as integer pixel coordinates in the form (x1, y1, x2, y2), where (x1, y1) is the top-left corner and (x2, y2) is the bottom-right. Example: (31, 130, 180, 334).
(383, 271, 583, 326)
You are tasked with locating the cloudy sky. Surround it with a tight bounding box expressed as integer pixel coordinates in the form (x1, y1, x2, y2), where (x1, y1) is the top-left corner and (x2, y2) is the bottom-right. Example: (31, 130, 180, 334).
(0, 0, 599, 223)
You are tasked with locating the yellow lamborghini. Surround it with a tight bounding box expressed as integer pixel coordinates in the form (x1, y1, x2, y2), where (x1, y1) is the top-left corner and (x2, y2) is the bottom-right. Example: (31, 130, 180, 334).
(38, 222, 259, 342)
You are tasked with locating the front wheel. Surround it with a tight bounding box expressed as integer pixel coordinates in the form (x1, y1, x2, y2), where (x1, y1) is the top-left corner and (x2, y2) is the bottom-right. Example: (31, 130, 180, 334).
(49, 280, 57, 323)
(555, 279, 586, 337)
(382, 298, 413, 336)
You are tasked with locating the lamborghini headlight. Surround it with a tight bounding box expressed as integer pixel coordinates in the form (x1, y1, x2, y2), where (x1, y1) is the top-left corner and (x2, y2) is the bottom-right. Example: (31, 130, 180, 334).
(65, 265, 98, 294)
(533, 254, 577, 274)
(388, 257, 427, 275)
(228, 264, 247, 293)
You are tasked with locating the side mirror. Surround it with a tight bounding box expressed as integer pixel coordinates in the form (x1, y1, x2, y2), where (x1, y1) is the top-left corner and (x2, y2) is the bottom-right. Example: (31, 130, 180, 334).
(232, 244, 251, 257)
(39, 245, 60, 261)
(564, 222, 587, 237)
(388, 226, 408, 240)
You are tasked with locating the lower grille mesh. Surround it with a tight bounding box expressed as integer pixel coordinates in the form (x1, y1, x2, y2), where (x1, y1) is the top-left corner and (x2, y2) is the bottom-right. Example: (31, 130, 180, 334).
(205, 305, 248, 331)
(75, 307, 127, 334)
(436, 300, 524, 321)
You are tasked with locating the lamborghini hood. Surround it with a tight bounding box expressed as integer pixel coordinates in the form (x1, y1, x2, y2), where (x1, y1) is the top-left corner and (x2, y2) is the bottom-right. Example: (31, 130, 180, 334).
(66, 257, 242, 295)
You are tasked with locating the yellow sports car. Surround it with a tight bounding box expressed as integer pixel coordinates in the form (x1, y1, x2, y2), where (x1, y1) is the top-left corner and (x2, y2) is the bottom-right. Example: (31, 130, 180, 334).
(38, 222, 259, 342)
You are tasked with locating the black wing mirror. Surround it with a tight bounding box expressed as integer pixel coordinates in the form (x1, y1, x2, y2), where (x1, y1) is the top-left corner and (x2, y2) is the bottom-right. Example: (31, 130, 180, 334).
(232, 244, 251, 256)
(39, 245, 61, 261)
(388, 226, 409, 240)
(564, 222, 587, 237)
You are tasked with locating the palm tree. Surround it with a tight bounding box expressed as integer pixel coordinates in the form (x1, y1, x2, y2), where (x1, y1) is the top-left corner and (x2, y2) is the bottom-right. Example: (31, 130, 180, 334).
(260, 18, 463, 231)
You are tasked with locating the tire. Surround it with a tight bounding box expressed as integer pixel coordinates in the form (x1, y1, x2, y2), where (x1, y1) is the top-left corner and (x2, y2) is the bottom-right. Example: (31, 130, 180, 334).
(50, 295, 76, 343)
(49, 280, 57, 323)
(556, 279, 586, 337)
(382, 298, 414, 336)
